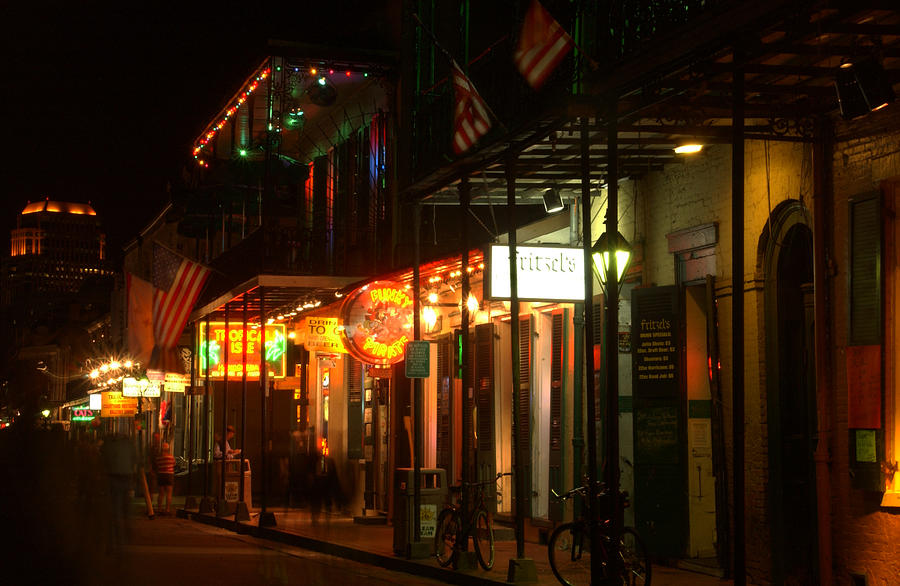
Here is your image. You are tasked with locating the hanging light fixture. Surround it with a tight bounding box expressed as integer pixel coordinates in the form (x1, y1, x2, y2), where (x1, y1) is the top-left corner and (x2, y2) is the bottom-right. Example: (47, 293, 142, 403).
(542, 188, 565, 214)
(591, 230, 633, 295)
(835, 57, 896, 120)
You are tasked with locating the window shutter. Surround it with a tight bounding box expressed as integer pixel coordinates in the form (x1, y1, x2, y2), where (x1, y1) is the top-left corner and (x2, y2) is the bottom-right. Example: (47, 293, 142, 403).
(475, 323, 495, 452)
(849, 193, 882, 345)
(516, 315, 532, 513)
(549, 309, 565, 521)
(436, 335, 452, 473)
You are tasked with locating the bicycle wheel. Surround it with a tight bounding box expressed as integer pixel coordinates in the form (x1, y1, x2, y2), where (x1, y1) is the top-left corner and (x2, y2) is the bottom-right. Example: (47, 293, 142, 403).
(620, 527, 651, 586)
(473, 509, 495, 570)
(548, 522, 592, 586)
(434, 508, 460, 567)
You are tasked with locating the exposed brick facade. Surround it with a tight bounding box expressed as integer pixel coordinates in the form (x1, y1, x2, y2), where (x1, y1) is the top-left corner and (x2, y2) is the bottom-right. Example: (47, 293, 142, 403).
(591, 112, 900, 584)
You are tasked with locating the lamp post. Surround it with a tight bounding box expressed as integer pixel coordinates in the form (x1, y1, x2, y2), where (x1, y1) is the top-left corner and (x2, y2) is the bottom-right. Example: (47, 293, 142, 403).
(591, 225, 631, 586)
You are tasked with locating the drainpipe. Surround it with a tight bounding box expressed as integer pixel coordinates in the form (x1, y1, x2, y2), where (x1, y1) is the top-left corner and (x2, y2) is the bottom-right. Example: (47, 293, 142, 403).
(732, 44, 746, 586)
(812, 118, 834, 586)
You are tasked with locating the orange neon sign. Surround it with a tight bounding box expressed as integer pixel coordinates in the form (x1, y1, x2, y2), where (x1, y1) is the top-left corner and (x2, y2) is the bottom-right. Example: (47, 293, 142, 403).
(340, 281, 413, 366)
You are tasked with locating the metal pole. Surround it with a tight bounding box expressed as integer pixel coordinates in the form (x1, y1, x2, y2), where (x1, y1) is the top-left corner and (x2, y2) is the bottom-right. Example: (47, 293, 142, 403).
(219, 303, 230, 513)
(580, 116, 602, 585)
(732, 44, 746, 586)
(258, 287, 275, 526)
(413, 203, 423, 549)
(186, 322, 196, 506)
(460, 176, 471, 542)
(506, 156, 526, 559)
(812, 117, 834, 586)
(202, 315, 211, 510)
(604, 101, 622, 585)
(237, 293, 249, 520)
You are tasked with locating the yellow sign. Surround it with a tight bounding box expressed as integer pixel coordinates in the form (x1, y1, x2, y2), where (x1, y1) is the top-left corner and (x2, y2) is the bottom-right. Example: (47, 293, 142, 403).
(164, 372, 191, 393)
(302, 317, 347, 353)
(101, 391, 138, 418)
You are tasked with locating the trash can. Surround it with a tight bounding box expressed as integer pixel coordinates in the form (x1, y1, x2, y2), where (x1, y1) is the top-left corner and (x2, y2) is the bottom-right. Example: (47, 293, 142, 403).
(392, 468, 447, 556)
(218, 459, 252, 505)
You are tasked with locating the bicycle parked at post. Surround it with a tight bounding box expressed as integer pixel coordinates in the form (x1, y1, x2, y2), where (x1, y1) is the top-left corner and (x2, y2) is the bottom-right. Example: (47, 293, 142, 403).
(434, 471, 511, 571)
(548, 482, 651, 586)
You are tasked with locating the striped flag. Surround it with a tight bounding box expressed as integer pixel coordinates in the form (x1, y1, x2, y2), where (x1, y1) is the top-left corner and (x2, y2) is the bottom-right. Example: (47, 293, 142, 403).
(150, 243, 210, 371)
(514, 0, 574, 89)
(451, 61, 492, 154)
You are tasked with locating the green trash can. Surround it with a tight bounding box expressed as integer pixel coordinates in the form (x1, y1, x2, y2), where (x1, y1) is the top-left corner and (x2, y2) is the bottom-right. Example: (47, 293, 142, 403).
(392, 468, 447, 556)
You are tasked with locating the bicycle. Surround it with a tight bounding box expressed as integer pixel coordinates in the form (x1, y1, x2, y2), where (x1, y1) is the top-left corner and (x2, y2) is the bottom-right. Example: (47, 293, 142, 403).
(434, 471, 511, 570)
(547, 482, 651, 586)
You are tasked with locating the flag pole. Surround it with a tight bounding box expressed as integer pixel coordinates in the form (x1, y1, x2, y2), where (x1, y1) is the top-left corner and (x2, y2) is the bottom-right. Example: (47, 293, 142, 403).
(411, 12, 508, 134)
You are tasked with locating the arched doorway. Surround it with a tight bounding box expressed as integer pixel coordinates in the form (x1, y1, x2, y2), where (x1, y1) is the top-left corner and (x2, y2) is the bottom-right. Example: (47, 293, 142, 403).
(763, 201, 817, 585)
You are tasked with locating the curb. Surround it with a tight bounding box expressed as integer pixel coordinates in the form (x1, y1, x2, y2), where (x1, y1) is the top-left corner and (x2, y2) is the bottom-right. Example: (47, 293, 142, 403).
(179, 509, 512, 586)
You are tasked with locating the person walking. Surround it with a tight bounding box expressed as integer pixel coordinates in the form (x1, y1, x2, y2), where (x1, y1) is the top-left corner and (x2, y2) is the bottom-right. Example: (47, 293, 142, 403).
(100, 433, 136, 552)
(155, 442, 176, 515)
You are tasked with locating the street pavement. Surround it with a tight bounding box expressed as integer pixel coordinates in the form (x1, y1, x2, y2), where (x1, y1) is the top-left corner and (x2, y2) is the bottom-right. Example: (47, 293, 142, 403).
(168, 497, 735, 586)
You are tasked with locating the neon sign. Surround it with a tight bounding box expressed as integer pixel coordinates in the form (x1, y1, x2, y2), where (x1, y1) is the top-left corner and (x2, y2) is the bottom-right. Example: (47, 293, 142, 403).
(340, 281, 413, 365)
(198, 323, 286, 379)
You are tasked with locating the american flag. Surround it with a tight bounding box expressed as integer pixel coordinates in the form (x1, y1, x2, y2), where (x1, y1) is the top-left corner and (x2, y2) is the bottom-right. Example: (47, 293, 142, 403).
(514, 0, 574, 89)
(451, 61, 492, 155)
(152, 243, 210, 354)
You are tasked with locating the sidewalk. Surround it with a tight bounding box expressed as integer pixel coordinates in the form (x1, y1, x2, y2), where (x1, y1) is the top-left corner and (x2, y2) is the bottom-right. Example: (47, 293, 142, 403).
(167, 499, 733, 586)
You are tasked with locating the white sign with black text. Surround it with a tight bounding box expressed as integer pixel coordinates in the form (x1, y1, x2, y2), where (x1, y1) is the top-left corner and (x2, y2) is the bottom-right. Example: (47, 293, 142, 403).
(488, 244, 585, 301)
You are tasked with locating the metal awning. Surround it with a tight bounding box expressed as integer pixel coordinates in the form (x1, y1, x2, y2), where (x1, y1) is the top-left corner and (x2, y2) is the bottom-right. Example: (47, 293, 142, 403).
(404, 2, 900, 205)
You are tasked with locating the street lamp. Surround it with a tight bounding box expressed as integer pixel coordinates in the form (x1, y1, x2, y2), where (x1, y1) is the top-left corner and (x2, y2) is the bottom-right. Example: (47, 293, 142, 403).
(591, 228, 631, 586)
(591, 230, 632, 293)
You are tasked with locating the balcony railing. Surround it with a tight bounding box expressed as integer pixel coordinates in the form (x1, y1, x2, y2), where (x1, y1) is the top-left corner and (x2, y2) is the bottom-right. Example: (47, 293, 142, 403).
(408, 0, 731, 184)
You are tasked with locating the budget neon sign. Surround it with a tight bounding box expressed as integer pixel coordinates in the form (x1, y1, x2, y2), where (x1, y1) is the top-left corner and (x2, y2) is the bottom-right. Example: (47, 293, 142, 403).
(198, 323, 286, 379)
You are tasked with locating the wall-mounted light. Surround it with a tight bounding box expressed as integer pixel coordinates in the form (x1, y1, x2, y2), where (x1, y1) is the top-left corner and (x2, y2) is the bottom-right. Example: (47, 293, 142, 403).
(423, 306, 438, 331)
(542, 188, 565, 214)
(466, 294, 480, 313)
(673, 139, 703, 155)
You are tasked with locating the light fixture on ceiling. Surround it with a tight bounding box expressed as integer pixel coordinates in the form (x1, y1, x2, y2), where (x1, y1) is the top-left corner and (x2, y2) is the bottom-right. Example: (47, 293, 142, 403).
(542, 188, 565, 214)
(306, 76, 337, 107)
(673, 139, 703, 155)
(835, 57, 896, 120)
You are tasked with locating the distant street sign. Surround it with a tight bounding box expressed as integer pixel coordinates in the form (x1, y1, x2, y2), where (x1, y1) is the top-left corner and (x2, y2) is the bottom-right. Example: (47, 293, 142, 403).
(405, 341, 430, 378)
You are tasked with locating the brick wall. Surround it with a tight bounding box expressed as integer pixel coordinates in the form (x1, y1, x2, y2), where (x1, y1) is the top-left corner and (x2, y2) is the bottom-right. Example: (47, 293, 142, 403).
(830, 110, 900, 586)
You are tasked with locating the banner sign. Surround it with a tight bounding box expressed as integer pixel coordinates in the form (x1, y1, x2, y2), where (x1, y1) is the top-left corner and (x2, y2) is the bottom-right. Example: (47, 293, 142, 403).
(340, 281, 413, 365)
(487, 244, 585, 301)
(122, 377, 161, 398)
(164, 372, 191, 393)
(101, 391, 138, 418)
(198, 323, 286, 379)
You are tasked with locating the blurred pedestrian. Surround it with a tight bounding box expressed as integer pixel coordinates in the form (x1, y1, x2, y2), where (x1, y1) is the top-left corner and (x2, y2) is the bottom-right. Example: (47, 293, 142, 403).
(100, 433, 136, 552)
(148, 431, 161, 493)
(155, 442, 175, 515)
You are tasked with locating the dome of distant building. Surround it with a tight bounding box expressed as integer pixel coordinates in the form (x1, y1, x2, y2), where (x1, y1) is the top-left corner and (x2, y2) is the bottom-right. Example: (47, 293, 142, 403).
(21, 200, 97, 216)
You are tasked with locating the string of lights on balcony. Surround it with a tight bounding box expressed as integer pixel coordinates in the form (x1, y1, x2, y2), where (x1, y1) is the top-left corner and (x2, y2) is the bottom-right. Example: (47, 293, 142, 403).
(192, 67, 272, 166)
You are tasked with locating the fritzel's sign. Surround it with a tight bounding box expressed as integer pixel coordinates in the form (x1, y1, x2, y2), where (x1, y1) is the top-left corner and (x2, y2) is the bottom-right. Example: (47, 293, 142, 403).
(487, 244, 585, 301)
(198, 323, 286, 379)
(340, 281, 413, 365)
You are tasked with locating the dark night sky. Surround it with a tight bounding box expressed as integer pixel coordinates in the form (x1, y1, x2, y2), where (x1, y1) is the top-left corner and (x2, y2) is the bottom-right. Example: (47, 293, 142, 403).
(0, 1, 393, 258)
